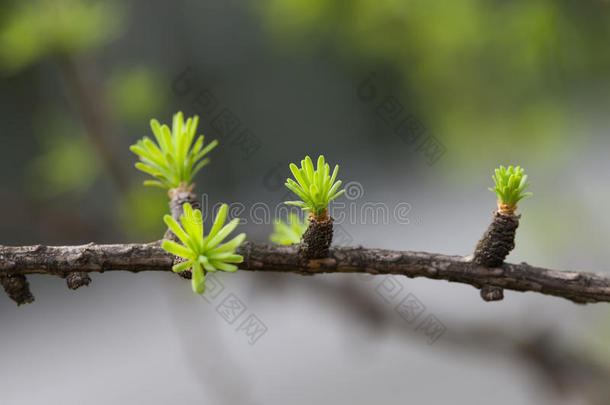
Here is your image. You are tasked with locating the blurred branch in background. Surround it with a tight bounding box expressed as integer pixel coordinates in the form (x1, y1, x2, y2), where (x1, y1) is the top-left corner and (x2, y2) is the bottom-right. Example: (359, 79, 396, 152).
(0, 0, 172, 241)
(0, 0, 128, 192)
(286, 277, 610, 405)
(26, 115, 102, 197)
(54, 53, 128, 192)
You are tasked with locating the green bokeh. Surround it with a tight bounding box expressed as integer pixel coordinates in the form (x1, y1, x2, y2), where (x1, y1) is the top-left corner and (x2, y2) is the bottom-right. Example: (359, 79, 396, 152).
(118, 186, 168, 240)
(105, 67, 166, 124)
(27, 115, 101, 198)
(0, 0, 123, 72)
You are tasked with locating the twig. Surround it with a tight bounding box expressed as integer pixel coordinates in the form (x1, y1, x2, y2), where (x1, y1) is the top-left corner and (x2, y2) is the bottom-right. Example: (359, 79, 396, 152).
(55, 54, 128, 192)
(1, 242, 610, 304)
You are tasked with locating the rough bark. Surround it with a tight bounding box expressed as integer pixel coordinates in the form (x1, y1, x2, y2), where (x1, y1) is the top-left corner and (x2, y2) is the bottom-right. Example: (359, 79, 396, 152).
(0, 274, 35, 305)
(474, 211, 520, 267)
(65, 272, 91, 290)
(2, 242, 610, 305)
(299, 214, 334, 260)
(473, 211, 521, 302)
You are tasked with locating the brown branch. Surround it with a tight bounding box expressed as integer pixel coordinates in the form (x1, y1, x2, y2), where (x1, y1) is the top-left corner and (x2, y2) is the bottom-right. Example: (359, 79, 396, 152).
(1, 242, 610, 304)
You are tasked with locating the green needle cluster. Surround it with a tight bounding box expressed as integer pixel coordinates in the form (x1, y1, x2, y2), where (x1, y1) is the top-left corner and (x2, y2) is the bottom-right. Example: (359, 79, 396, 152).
(130, 111, 218, 189)
(130, 113, 538, 297)
(489, 165, 533, 206)
(162, 203, 246, 294)
(284, 155, 345, 216)
(270, 213, 308, 245)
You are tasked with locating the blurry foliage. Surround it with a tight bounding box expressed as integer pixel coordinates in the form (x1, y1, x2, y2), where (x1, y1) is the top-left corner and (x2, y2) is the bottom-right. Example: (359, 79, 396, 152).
(0, 0, 172, 240)
(255, 0, 610, 168)
(518, 194, 607, 265)
(0, 0, 124, 72)
(27, 116, 101, 197)
(118, 186, 168, 239)
(270, 213, 308, 245)
(105, 67, 166, 124)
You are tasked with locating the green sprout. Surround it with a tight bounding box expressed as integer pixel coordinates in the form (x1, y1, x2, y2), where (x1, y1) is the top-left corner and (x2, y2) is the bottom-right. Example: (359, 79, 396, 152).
(284, 155, 345, 216)
(161, 203, 246, 294)
(270, 213, 309, 245)
(130, 111, 218, 189)
(489, 165, 533, 207)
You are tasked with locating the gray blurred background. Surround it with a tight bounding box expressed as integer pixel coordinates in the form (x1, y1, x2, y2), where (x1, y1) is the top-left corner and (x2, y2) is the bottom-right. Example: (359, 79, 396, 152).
(2, 0, 610, 404)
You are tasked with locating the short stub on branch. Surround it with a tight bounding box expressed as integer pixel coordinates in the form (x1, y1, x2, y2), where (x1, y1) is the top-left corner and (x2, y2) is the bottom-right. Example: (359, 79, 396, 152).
(65, 272, 92, 290)
(472, 210, 521, 302)
(480, 285, 504, 301)
(299, 213, 334, 260)
(473, 211, 520, 267)
(0, 274, 35, 305)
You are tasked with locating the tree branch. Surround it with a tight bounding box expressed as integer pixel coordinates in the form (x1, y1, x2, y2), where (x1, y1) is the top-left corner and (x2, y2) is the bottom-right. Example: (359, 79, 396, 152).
(55, 54, 128, 192)
(1, 241, 609, 304)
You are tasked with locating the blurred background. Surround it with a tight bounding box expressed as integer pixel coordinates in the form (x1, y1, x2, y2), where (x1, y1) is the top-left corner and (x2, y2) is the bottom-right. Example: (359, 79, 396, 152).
(2, 0, 610, 403)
